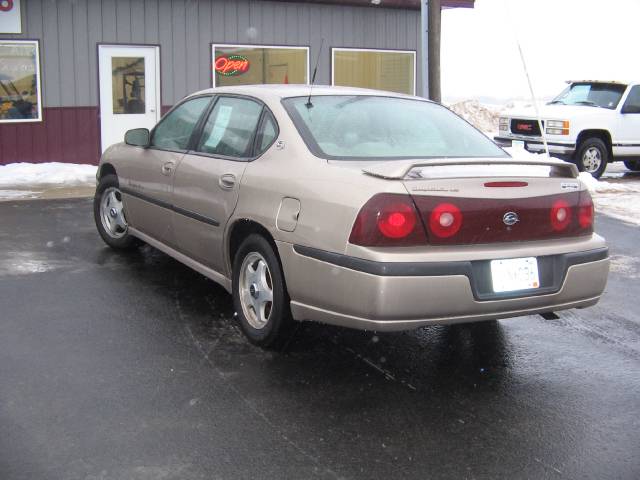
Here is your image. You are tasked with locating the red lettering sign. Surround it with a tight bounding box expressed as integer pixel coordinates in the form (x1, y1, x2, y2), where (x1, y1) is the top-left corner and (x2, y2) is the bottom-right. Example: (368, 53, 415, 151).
(0, 0, 14, 13)
(517, 123, 533, 132)
(214, 55, 250, 77)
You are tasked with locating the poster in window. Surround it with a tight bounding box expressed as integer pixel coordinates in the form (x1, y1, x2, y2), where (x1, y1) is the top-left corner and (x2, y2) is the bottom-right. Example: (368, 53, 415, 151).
(0, 0, 21, 34)
(0, 40, 42, 122)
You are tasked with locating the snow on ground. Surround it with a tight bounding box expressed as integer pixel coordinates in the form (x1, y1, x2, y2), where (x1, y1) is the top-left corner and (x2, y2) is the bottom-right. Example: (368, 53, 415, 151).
(0, 162, 97, 187)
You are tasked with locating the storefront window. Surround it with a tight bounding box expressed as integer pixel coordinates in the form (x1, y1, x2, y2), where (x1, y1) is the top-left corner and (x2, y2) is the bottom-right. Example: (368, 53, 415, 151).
(332, 48, 416, 96)
(212, 45, 308, 87)
(0, 40, 42, 122)
(111, 57, 145, 114)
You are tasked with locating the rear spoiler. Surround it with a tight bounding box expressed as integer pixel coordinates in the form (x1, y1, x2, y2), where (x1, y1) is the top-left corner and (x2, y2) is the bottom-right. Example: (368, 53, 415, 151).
(362, 157, 579, 180)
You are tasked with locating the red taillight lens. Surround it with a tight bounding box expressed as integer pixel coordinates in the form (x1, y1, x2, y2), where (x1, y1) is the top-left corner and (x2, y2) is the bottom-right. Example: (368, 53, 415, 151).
(429, 202, 463, 238)
(578, 191, 594, 229)
(550, 199, 571, 231)
(377, 203, 417, 238)
(349, 194, 427, 246)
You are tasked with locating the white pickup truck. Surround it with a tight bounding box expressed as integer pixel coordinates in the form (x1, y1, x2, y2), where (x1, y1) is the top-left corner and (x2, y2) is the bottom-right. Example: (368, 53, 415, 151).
(494, 80, 640, 178)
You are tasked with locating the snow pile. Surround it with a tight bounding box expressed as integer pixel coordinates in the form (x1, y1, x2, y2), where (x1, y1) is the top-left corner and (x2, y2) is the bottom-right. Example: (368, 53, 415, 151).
(0, 162, 97, 187)
(448, 100, 501, 133)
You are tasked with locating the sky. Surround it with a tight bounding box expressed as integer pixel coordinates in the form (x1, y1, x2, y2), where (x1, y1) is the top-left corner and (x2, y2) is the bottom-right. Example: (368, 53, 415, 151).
(440, 0, 640, 102)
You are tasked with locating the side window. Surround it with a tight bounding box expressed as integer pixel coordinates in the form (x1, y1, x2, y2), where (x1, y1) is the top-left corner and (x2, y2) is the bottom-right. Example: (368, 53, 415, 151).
(623, 86, 640, 113)
(151, 97, 211, 150)
(256, 112, 278, 155)
(196, 97, 263, 158)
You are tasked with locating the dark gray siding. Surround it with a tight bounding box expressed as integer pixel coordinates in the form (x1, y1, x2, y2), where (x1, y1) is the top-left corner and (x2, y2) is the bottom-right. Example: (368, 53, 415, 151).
(1, 0, 421, 108)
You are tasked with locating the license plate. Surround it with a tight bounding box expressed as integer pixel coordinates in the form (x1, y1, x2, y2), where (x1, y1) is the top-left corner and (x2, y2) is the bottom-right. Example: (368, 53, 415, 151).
(490, 257, 540, 293)
(512, 140, 525, 149)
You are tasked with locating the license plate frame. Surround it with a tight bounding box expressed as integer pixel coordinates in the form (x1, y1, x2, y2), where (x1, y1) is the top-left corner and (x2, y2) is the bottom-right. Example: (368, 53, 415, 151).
(512, 139, 525, 149)
(490, 257, 540, 293)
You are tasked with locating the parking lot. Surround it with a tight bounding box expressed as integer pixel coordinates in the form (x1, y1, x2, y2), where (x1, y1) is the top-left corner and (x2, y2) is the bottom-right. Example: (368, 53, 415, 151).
(1, 193, 639, 479)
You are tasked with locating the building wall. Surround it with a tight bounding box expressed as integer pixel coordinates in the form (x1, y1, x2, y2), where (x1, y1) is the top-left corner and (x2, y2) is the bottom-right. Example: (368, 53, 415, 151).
(0, 0, 420, 165)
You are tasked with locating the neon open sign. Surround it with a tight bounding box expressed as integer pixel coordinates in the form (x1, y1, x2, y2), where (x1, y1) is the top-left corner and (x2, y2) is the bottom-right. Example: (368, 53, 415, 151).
(0, 0, 15, 12)
(214, 55, 250, 76)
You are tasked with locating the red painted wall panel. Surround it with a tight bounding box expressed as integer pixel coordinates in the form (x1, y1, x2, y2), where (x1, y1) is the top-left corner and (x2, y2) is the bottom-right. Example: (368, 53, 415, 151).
(0, 107, 100, 166)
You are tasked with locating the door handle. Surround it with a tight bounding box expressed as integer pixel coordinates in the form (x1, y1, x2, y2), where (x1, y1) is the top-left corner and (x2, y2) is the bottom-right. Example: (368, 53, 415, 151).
(161, 162, 175, 176)
(219, 173, 236, 190)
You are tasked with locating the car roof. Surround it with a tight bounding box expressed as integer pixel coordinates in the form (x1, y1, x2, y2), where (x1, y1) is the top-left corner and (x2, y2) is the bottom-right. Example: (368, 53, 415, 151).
(188, 84, 422, 102)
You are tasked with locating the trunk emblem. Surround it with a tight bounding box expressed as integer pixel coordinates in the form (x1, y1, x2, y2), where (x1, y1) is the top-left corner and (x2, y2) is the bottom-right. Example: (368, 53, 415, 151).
(503, 211, 519, 226)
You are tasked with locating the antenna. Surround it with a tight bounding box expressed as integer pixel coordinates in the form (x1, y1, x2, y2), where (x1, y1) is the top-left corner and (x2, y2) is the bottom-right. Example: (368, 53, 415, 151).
(306, 38, 324, 109)
(504, 1, 549, 158)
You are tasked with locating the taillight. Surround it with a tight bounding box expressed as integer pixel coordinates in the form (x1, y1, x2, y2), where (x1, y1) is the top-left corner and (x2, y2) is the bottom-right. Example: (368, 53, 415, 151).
(349, 194, 427, 246)
(578, 191, 594, 230)
(428, 203, 463, 238)
(550, 199, 571, 231)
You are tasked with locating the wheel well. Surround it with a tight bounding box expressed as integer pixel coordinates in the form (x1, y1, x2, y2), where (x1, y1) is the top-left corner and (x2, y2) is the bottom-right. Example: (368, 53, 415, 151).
(98, 163, 117, 180)
(227, 219, 277, 272)
(576, 130, 613, 161)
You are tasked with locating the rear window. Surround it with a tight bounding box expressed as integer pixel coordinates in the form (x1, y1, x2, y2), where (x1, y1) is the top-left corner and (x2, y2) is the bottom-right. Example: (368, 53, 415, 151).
(282, 95, 507, 160)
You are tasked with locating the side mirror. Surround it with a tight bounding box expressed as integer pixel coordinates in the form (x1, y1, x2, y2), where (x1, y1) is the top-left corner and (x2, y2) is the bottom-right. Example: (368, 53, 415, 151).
(621, 104, 640, 114)
(124, 128, 151, 147)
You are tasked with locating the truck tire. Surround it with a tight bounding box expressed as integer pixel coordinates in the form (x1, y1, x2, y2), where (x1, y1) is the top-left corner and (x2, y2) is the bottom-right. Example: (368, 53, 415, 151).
(575, 137, 608, 179)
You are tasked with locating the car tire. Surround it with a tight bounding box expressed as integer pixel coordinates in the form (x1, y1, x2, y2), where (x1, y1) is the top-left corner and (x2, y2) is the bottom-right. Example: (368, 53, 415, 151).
(623, 160, 640, 171)
(232, 234, 294, 349)
(575, 137, 608, 178)
(94, 174, 139, 250)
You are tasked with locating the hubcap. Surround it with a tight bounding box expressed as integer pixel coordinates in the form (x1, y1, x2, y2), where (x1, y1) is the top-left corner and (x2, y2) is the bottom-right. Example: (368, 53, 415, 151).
(100, 187, 128, 239)
(239, 252, 274, 330)
(582, 147, 602, 173)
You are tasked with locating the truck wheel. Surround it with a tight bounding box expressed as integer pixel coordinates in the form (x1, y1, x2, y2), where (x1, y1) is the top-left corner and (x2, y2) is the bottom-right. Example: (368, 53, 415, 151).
(232, 234, 294, 349)
(623, 160, 640, 172)
(94, 174, 139, 250)
(575, 138, 608, 178)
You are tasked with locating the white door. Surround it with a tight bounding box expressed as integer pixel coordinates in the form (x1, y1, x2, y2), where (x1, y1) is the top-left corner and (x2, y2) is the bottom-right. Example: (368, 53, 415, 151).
(98, 45, 160, 152)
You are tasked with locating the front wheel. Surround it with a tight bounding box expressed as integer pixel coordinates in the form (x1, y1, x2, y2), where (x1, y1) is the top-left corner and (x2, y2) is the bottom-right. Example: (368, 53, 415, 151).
(624, 160, 640, 172)
(575, 137, 608, 179)
(94, 174, 139, 249)
(232, 234, 293, 349)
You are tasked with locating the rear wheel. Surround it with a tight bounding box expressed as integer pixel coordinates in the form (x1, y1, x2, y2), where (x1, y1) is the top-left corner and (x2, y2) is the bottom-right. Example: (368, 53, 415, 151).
(575, 137, 608, 178)
(94, 174, 139, 249)
(624, 160, 640, 171)
(232, 234, 293, 349)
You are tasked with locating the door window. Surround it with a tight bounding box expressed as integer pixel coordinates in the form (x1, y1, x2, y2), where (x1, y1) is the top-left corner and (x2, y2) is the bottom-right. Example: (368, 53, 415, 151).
(196, 97, 263, 158)
(623, 86, 640, 113)
(151, 96, 211, 151)
(111, 57, 145, 114)
(256, 112, 278, 155)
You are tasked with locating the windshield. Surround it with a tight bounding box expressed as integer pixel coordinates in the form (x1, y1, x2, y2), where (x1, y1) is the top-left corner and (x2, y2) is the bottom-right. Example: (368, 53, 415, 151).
(549, 82, 626, 109)
(282, 95, 508, 160)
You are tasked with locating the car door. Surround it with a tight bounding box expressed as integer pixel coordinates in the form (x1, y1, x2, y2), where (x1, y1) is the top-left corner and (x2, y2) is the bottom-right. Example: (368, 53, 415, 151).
(121, 96, 212, 245)
(171, 95, 272, 273)
(617, 85, 640, 156)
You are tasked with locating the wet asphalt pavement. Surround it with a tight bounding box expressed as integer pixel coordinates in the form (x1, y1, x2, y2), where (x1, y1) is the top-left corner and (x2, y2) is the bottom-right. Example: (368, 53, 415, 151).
(0, 198, 639, 480)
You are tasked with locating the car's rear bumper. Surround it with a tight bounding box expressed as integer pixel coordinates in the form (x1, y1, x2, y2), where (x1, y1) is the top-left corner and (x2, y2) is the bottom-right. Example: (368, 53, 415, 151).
(277, 242, 609, 331)
(494, 135, 576, 156)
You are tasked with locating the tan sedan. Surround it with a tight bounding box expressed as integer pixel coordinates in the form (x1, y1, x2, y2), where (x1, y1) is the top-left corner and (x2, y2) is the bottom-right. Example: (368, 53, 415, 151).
(94, 85, 609, 348)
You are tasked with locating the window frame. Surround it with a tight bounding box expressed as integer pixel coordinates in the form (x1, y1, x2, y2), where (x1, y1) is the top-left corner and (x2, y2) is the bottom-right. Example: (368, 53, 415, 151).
(0, 39, 43, 124)
(330, 47, 417, 96)
(210, 43, 310, 88)
(188, 93, 280, 163)
(148, 94, 214, 153)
